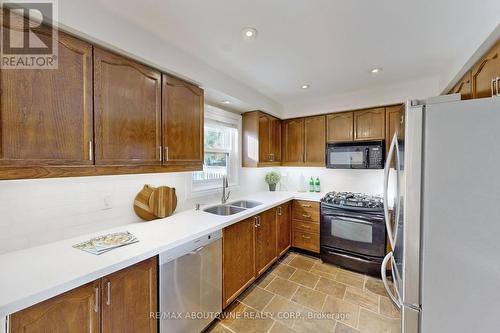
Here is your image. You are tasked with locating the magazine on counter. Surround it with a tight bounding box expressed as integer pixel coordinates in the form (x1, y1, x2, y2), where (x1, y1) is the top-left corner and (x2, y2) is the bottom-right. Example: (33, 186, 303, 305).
(73, 231, 139, 255)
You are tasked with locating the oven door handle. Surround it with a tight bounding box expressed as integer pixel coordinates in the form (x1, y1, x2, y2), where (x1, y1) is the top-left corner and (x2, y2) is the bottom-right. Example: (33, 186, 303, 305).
(381, 252, 401, 309)
(324, 210, 384, 222)
(384, 133, 398, 250)
(334, 216, 374, 226)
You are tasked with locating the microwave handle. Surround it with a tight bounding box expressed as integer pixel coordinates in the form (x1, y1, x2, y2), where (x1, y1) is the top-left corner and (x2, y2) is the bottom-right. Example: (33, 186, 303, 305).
(364, 148, 369, 168)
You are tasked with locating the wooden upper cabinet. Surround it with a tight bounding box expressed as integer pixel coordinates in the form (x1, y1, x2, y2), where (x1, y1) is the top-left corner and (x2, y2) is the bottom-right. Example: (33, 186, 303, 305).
(282, 118, 305, 164)
(223, 217, 256, 308)
(471, 40, 500, 99)
(353, 108, 385, 141)
(276, 202, 292, 257)
(326, 112, 353, 142)
(0, 28, 93, 166)
(162, 75, 204, 166)
(270, 117, 282, 163)
(304, 115, 326, 166)
(9, 281, 100, 333)
(94, 48, 161, 166)
(385, 105, 405, 143)
(242, 111, 281, 167)
(258, 115, 271, 163)
(101, 257, 158, 333)
(449, 71, 472, 100)
(255, 209, 278, 276)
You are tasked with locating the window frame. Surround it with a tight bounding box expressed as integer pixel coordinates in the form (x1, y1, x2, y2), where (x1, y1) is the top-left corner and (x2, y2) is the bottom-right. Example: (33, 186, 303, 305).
(189, 106, 241, 197)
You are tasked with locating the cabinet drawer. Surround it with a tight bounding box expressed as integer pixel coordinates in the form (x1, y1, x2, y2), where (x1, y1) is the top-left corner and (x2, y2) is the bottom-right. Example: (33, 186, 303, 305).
(292, 230, 320, 253)
(293, 200, 320, 222)
(293, 220, 320, 234)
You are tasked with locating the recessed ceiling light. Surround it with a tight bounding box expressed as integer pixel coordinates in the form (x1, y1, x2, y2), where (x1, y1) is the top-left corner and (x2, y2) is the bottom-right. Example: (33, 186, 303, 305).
(241, 27, 258, 39)
(301, 84, 310, 89)
(370, 67, 383, 74)
(222, 100, 231, 104)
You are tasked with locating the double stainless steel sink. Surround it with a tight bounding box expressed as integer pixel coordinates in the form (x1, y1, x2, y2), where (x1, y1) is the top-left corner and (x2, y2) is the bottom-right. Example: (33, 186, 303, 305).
(203, 200, 262, 216)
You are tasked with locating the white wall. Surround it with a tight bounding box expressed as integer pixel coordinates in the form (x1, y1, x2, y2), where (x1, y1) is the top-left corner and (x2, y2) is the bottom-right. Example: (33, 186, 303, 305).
(0, 166, 384, 254)
(283, 76, 441, 118)
(241, 167, 384, 195)
(0, 172, 227, 254)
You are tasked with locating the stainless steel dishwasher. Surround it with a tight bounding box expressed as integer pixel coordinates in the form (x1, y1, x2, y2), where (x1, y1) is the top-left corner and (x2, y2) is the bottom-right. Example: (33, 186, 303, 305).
(159, 230, 222, 333)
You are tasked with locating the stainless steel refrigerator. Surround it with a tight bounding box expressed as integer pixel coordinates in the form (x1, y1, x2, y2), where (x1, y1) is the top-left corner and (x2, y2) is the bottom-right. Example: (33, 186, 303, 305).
(381, 96, 500, 333)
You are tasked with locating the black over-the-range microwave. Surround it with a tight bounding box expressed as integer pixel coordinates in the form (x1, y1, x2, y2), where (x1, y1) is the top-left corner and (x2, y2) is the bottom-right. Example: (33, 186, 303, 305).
(326, 140, 384, 169)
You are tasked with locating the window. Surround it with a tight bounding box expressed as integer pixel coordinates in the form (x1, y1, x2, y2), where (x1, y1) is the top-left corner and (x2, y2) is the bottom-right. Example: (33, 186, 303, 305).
(191, 106, 241, 194)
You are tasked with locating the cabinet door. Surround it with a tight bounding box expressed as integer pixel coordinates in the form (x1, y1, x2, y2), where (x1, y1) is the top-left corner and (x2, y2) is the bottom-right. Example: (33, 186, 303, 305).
(9, 281, 100, 333)
(353, 108, 385, 141)
(304, 115, 326, 166)
(0, 27, 93, 165)
(270, 118, 282, 163)
(162, 75, 204, 166)
(276, 202, 292, 257)
(326, 112, 353, 142)
(471, 40, 500, 99)
(258, 115, 271, 163)
(449, 71, 472, 100)
(223, 218, 256, 308)
(255, 209, 278, 276)
(385, 105, 404, 167)
(101, 257, 157, 333)
(94, 48, 161, 165)
(282, 118, 305, 164)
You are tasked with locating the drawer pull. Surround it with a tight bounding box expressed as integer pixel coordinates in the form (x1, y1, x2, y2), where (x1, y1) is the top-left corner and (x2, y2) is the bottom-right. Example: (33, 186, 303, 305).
(301, 235, 311, 240)
(301, 224, 311, 229)
(94, 287, 99, 312)
(302, 214, 311, 218)
(301, 204, 312, 208)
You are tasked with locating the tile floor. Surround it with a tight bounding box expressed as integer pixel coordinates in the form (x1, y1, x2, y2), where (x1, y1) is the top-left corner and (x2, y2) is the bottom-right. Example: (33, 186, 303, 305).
(206, 251, 400, 333)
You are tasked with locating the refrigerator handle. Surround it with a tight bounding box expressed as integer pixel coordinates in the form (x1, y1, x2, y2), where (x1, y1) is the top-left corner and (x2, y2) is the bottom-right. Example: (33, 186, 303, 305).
(381, 252, 401, 309)
(384, 133, 398, 249)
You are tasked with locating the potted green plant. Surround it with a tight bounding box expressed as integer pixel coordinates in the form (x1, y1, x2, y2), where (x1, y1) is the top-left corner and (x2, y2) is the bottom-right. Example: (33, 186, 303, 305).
(265, 171, 281, 191)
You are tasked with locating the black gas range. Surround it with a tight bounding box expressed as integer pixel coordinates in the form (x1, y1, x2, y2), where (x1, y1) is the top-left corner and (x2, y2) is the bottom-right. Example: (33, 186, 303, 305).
(320, 191, 386, 276)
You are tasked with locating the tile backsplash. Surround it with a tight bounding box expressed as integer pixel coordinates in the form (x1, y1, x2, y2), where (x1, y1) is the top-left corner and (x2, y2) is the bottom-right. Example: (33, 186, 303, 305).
(0, 167, 384, 254)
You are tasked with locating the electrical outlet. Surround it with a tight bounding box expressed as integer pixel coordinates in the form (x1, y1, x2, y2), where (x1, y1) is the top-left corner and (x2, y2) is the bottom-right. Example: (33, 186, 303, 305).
(102, 194, 113, 210)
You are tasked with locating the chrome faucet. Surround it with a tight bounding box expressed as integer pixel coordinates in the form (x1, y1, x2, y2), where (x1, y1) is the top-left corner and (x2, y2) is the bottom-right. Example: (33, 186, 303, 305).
(221, 176, 230, 204)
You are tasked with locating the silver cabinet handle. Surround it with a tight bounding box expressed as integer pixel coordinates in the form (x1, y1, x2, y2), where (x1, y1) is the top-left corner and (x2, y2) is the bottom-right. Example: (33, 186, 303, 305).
(254, 216, 259, 228)
(301, 224, 311, 229)
(106, 282, 111, 306)
(496, 77, 500, 96)
(302, 214, 311, 218)
(89, 141, 93, 161)
(301, 235, 311, 239)
(94, 287, 99, 312)
(159, 145, 163, 161)
(164, 146, 169, 161)
(257, 216, 261, 227)
(277, 206, 282, 216)
(492, 78, 497, 96)
(301, 204, 311, 208)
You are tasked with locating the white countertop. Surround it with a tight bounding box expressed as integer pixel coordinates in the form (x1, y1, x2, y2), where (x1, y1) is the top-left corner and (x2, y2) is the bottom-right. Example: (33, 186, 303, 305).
(0, 191, 324, 318)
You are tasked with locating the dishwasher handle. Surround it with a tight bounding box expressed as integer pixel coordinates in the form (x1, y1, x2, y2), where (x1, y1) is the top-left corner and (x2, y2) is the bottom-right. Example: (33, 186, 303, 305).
(188, 246, 205, 255)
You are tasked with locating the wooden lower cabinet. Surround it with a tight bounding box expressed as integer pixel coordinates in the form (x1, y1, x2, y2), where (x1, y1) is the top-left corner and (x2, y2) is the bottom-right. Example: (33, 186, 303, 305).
(101, 257, 158, 333)
(291, 200, 320, 253)
(276, 202, 292, 257)
(222, 217, 256, 308)
(9, 258, 157, 333)
(255, 209, 278, 276)
(9, 281, 100, 333)
(222, 205, 288, 308)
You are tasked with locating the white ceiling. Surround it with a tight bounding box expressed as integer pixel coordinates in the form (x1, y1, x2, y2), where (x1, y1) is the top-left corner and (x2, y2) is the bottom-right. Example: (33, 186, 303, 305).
(75, 0, 499, 113)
